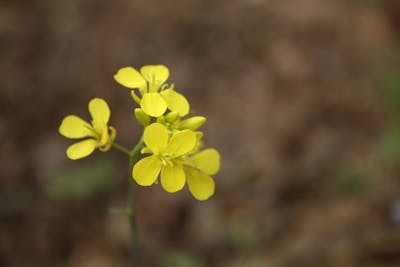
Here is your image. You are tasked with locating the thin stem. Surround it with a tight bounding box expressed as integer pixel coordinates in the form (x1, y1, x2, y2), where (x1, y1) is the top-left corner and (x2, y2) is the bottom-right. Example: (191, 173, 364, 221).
(127, 136, 145, 267)
(112, 142, 131, 156)
(130, 136, 144, 162)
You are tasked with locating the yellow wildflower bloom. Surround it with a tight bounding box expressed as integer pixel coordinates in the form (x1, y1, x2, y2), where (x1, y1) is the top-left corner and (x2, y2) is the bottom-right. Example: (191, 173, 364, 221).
(59, 98, 116, 160)
(114, 65, 189, 117)
(133, 123, 197, 193)
(133, 123, 220, 200)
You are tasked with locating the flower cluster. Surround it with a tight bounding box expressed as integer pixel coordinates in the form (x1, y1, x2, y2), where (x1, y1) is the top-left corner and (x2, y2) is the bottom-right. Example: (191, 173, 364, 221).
(59, 65, 220, 200)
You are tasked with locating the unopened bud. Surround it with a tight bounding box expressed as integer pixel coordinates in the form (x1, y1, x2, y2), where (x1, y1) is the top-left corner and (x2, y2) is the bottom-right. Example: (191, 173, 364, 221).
(166, 111, 179, 123)
(179, 116, 206, 130)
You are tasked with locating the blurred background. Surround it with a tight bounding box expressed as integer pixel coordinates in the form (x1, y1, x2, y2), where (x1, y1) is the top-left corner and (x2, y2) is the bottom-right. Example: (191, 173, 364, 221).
(2, 0, 400, 266)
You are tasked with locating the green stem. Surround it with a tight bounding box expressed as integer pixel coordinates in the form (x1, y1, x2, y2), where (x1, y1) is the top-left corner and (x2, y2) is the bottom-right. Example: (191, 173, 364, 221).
(110, 137, 145, 266)
(111, 142, 131, 156)
(127, 136, 145, 267)
(130, 136, 144, 161)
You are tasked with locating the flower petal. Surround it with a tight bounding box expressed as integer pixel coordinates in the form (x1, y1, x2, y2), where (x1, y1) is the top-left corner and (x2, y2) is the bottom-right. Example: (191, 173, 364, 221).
(89, 98, 110, 130)
(160, 163, 185, 192)
(160, 89, 190, 116)
(114, 67, 146, 89)
(141, 93, 167, 117)
(140, 65, 169, 87)
(132, 155, 162, 186)
(59, 115, 93, 139)
(192, 149, 220, 175)
(144, 123, 169, 154)
(186, 168, 215, 201)
(66, 139, 97, 160)
(166, 129, 197, 157)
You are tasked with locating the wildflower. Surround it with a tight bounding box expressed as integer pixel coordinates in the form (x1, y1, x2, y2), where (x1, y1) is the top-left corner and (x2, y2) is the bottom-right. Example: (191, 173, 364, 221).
(59, 98, 116, 160)
(114, 65, 189, 117)
(133, 123, 220, 200)
(133, 123, 197, 193)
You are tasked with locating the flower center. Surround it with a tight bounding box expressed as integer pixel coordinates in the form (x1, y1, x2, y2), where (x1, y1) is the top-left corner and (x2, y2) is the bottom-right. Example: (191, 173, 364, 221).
(159, 152, 174, 167)
(84, 125, 101, 139)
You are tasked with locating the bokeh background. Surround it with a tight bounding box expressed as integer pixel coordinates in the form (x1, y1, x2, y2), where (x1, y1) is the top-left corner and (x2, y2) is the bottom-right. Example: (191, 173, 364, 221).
(2, 0, 400, 266)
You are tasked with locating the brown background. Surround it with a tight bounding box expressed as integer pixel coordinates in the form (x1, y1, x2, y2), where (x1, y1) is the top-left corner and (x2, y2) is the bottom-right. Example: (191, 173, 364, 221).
(2, 0, 400, 266)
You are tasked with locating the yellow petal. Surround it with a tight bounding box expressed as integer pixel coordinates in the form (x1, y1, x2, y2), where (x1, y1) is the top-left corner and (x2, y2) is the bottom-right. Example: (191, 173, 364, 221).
(114, 67, 146, 89)
(140, 65, 169, 86)
(186, 168, 215, 201)
(132, 155, 162, 186)
(89, 98, 110, 131)
(66, 139, 97, 160)
(192, 149, 220, 175)
(143, 123, 169, 154)
(166, 129, 197, 157)
(160, 89, 190, 116)
(59, 115, 93, 139)
(160, 163, 185, 192)
(140, 93, 167, 117)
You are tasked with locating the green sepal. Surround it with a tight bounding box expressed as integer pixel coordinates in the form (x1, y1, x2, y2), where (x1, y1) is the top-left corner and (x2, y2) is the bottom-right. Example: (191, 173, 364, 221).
(134, 108, 150, 126)
(130, 90, 141, 105)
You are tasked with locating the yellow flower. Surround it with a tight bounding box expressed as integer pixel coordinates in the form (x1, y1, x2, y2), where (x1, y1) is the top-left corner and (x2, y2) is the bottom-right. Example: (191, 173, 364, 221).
(114, 65, 189, 117)
(133, 123, 220, 200)
(133, 123, 197, 193)
(59, 98, 116, 160)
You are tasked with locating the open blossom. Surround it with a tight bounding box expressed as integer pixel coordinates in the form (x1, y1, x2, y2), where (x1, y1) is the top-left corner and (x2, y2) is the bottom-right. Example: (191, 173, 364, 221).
(133, 123, 220, 200)
(59, 98, 116, 160)
(133, 123, 196, 192)
(114, 65, 189, 117)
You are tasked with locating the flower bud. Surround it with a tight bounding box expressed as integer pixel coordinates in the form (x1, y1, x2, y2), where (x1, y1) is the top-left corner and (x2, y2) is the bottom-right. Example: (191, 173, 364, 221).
(156, 115, 166, 124)
(165, 111, 179, 123)
(179, 116, 206, 130)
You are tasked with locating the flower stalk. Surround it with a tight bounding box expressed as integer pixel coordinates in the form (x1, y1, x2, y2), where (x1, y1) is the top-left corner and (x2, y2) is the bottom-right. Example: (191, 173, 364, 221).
(111, 142, 131, 156)
(126, 137, 145, 267)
